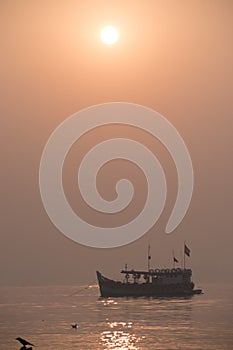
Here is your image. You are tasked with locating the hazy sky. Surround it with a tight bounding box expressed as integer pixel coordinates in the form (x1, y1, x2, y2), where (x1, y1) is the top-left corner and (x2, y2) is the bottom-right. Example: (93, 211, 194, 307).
(1, 1, 233, 286)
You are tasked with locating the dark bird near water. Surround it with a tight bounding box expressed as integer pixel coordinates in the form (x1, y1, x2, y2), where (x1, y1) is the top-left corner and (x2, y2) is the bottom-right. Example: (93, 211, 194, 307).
(71, 323, 78, 329)
(16, 337, 35, 347)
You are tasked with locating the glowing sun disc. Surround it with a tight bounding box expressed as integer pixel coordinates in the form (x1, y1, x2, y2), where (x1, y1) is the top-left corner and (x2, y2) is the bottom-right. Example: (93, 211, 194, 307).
(100, 26, 119, 45)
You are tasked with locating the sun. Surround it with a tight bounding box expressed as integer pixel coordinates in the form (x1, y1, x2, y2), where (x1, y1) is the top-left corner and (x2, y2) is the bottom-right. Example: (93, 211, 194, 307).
(100, 26, 119, 45)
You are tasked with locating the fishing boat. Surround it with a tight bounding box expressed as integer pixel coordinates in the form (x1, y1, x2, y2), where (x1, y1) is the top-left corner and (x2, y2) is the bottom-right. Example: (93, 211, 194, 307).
(96, 244, 202, 297)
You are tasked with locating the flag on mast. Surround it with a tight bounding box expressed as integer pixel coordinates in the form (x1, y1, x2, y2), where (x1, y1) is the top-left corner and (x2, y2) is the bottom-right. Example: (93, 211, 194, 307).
(148, 244, 151, 260)
(184, 244, 191, 257)
(172, 250, 178, 267)
(147, 244, 151, 271)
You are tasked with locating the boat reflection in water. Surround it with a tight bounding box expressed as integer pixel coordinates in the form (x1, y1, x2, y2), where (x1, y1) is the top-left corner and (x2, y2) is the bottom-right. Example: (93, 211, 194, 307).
(100, 321, 141, 349)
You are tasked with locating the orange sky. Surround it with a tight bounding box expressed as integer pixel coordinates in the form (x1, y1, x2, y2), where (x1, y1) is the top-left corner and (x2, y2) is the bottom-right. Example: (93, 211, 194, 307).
(1, 0, 233, 285)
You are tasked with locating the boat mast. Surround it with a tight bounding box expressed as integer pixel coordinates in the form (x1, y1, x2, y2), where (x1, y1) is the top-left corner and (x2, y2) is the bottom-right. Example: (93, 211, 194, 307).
(184, 241, 186, 269)
(147, 244, 151, 271)
(180, 249, 183, 269)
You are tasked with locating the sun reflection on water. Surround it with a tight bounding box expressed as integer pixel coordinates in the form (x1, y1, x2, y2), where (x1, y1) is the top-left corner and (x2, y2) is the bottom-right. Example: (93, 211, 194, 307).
(100, 321, 141, 349)
(102, 298, 118, 307)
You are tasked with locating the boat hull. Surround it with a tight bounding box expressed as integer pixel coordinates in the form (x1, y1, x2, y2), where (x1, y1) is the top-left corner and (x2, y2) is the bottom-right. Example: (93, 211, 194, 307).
(96, 271, 199, 298)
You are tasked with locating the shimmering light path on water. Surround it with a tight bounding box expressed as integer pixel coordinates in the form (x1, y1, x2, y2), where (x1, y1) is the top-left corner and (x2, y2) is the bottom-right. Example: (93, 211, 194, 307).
(0, 284, 232, 349)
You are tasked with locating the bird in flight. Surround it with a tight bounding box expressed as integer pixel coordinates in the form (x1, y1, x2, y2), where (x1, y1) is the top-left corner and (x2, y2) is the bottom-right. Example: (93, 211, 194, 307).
(71, 323, 78, 329)
(16, 337, 35, 347)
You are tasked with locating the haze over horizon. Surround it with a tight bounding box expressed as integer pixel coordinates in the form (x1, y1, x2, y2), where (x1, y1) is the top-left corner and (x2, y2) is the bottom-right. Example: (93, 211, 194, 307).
(1, 1, 233, 286)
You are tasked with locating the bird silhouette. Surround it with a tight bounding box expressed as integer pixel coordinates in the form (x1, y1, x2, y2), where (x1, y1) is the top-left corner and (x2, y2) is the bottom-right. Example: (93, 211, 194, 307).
(71, 323, 78, 329)
(16, 337, 35, 347)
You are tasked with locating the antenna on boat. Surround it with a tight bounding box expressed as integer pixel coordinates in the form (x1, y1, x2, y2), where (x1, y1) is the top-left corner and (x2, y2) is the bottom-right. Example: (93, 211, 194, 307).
(147, 244, 151, 271)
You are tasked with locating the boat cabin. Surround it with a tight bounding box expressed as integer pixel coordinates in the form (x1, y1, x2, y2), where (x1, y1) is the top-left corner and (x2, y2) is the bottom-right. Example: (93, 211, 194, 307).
(121, 268, 192, 286)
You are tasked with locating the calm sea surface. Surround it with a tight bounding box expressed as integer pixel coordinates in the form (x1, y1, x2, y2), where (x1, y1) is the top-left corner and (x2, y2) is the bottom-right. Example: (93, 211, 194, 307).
(0, 284, 232, 350)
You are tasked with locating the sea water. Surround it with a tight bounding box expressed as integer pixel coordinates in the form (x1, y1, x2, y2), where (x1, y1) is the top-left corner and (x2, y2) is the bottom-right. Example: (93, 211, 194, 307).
(0, 284, 232, 349)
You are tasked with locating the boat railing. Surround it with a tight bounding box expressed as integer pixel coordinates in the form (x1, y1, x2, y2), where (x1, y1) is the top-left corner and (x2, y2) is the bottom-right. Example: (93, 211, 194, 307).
(121, 268, 192, 276)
